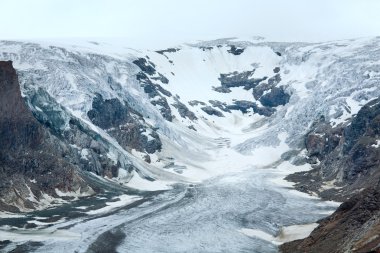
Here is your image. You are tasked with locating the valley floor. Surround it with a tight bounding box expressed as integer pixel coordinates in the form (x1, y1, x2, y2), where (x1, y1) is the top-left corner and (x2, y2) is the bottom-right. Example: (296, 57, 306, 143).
(0, 165, 338, 253)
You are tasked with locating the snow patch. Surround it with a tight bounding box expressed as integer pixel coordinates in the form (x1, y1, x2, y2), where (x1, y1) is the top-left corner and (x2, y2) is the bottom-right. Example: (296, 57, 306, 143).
(55, 187, 95, 199)
(372, 140, 380, 148)
(125, 171, 172, 191)
(86, 195, 142, 215)
(239, 223, 319, 245)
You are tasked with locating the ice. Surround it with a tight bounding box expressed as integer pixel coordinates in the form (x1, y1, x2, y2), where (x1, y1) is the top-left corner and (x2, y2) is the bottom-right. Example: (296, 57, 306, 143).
(124, 171, 173, 191)
(86, 195, 142, 215)
(239, 223, 319, 245)
(276, 223, 319, 242)
(0, 228, 80, 242)
(0, 37, 379, 252)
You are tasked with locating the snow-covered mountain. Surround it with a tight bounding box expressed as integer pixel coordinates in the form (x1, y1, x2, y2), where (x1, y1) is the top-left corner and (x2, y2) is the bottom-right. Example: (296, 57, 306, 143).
(0, 37, 380, 252)
(2, 37, 379, 182)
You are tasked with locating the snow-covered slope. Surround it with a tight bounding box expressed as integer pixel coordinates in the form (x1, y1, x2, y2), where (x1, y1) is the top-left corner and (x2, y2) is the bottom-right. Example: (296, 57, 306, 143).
(1, 37, 380, 252)
(0, 37, 379, 195)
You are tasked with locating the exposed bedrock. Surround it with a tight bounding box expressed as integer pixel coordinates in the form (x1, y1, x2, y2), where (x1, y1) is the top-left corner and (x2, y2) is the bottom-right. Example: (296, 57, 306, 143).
(88, 94, 162, 154)
(281, 185, 380, 253)
(133, 58, 173, 121)
(212, 69, 290, 117)
(287, 98, 380, 200)
(0, 61, 92, 212)
(282, 98, 380, 253)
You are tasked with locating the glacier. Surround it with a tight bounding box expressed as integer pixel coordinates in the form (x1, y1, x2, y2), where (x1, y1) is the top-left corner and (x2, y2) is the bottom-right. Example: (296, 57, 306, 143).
(0, 36, 379, 252)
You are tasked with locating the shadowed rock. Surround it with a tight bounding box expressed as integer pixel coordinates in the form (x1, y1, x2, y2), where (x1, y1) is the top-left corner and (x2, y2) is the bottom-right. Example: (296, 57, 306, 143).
(0, 61, 91, 212)
(282, 98, 380, 253)
(172, 97, 197, 120)
(88, 94, 162, 154)
(134, 58, 173, 121)
(201, 106, 224, 117)
(259, 86, 290, 107)
(281, 186, 380, 253)
(227, 45, 245, 55)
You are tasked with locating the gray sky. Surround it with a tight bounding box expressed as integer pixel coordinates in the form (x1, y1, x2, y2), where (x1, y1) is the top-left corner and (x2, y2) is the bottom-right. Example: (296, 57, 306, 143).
(1, 0, 380, 48)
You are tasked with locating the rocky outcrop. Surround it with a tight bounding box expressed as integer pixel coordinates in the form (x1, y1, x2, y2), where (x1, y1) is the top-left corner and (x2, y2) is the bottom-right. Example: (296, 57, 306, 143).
(88, 94, 162, 154)
(132, 58, 156, 75)
(156, 48, 180, 55)
(281, 185, 380, 253)
(287, 98, 380, 200)
(230, 100, 276, 116)
(134, 58, 173, 121)
(259, 86, 290, 107)
(212, 69, 289, 117)
(0, 61, 92, 212)
(26, 87, 119, 179)
(201, 106, 224, 117)
(282, 98, 380, 253)
(215, 70, 265, 92)
(227, 45, 245, 55)
(188, 100, 206, 107)
(204, 99, 275, 117)
(172, 97, 197, 120)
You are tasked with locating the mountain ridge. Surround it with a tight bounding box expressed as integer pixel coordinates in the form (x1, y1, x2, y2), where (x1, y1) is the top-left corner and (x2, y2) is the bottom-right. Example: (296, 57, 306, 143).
(0, 37, 379, 252)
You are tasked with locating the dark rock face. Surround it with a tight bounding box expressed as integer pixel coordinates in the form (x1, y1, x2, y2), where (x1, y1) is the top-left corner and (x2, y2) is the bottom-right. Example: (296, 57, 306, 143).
(172, 97, 197, 120)
(259, 86, 290, 107)
(208, 100, 230, 112)
(226, 100, 254, 114)
(62, 118, 119, 178)
(151, 73, 169, 84)
(304, 117, 342, 161)
(288, 98, 380, 199)
(88, 94, 131, 129)
(133, 58, 173, 121)
(136, 73, 171, 98)
(88, 94, 162, 154)
(282, 98, 380, 253)
(155, 48, 180, 55)
(212, 70, 289, 117)
(252, 74, 282, 100)
(212, 86, 231, 93)
(132, 58, 156, 75)
(0, 61, 91, 211)
(151, 97, 173, 122)
(133, 54, 197, 122)
(207, 99, 275, 116)
(24, 87, 119, 179)
(0, 62, 44, 151)
(343, 98, 380, 154)
(227, 100, 275, 116)
(189, 100, 206, 106)
(199, 46, 213, 51)
(215, 70, 265, 91)
(281, 186, 380, 253)
(227, 45, 245, 55)
(201, 106, 224, 117)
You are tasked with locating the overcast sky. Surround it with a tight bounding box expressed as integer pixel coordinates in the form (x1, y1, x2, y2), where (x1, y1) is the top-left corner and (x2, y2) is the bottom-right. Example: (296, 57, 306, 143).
(1, 0, 380, 48)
